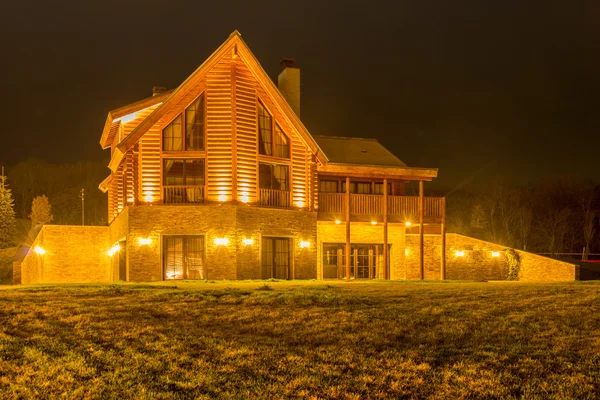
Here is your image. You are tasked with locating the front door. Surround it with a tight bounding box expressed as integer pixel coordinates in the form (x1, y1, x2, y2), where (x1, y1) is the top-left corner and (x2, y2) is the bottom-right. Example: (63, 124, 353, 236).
(261, 237, 291, 279)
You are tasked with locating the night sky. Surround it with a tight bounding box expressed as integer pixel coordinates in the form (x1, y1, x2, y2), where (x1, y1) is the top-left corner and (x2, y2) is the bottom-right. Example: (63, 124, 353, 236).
(1, 0, 598, 189)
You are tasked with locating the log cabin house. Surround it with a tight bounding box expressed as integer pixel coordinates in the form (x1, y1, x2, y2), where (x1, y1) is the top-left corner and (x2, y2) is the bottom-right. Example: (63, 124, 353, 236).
(98, 30, 445, 282)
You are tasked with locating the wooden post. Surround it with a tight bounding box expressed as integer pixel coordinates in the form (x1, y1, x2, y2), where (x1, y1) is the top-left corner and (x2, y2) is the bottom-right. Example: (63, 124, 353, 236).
(419, 180, 424, 280)
(230, 53, 238, 203)
(345, 177, 351, 280)
(383, 178, 389, 280)
(353, 248, 358, 279)
(440, 197, 446, 280)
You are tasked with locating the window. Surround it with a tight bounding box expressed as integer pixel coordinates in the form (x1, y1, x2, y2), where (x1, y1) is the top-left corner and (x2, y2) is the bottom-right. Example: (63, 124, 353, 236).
(163, 159, 205, 186)
(320, 180, 339, 193)
(341, 181, 371, 194)
(258, 102, 290, 158)
(374, 182, 392, 195)
(163, 235, 205, 280)
(163, 93, 205, 151)
(163, 159, 205, 203)
(259, 163, 289, 191)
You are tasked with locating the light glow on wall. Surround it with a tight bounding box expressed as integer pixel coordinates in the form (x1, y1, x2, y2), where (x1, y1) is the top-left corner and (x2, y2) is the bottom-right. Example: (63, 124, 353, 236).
(240, 194, 249, 203)
(491, 251, 500, 257)
(455, 250, 465, 257)
(138, 237, 151, 246)
(371, 221, 377, 225)
(144, 194, 153, 203)
(405, 221, 412, 227)
(214, 238, 229, 246)
(107, 244, 121, 257)
(300, 241, 310, 249)
(218, 195, 227, 202)
(34, 246, 46, 255)
(296, 201, 304, 209)
(243, 238, 254, 246)
(335, 220, 341, 225)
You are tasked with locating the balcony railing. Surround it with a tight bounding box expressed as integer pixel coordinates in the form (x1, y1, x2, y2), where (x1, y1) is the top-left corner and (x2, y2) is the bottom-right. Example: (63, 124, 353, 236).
(259, 188, 290, 208)
(319, 193, 444, 219)
(164, 186, 205, 204)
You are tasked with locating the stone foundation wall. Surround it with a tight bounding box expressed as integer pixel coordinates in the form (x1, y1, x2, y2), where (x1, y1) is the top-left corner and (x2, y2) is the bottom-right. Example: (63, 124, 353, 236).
(18, 225, 111, 284)
(405, 233, 578, 281)
(125, 204, 317, 282)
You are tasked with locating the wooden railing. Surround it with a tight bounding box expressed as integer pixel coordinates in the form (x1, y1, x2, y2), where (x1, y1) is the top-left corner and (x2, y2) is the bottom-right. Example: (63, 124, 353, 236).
(259, 188, 291, 208)
(319, 193, 444, 219)
(318, 193, 345, 214)
(164, 186, 205, 204)
(351, 194, 382, 215)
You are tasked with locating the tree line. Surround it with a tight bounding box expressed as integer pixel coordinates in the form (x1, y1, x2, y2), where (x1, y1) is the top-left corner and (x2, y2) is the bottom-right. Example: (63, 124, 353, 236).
(5, 159, 108, 227)
(442, 178, 600, 257)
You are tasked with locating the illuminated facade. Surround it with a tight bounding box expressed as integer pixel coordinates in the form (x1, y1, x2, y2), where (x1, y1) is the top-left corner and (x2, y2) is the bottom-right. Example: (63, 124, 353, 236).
(98, 31, 444, 282)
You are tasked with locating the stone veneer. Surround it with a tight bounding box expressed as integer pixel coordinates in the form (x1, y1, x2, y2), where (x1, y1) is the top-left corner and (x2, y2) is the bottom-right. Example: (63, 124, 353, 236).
(17, 225, 111, 284)
(119, 204, 317, 282)
(405, 233, 579, 281)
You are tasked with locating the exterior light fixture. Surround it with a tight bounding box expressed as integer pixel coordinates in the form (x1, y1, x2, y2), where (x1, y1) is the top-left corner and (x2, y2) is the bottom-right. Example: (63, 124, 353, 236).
(405, 221, 412, 227)
(34, 246, 46, 255)
(107, 244, 121, 257)
(456, 250, 465, 257)
(335, 220, 341, 225)
(243, 238, 254, 246)
(138, 237, 151, 246)
(491, 251, 500, 257)
(300, 241, 310, 249)
(214, 238, 229, 246)
(240, 195, 249, 203)
(218, 195, 227, 202)
(371, 221, 377, 225)
(405, 248, 410, 256)
(296, 201, 305, 209)
(145, 195, 153, 203)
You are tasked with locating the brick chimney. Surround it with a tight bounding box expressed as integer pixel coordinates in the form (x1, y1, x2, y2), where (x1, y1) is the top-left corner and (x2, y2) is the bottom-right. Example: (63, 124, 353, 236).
(152, 86, 167, 96)
(278, 58, 300, 117)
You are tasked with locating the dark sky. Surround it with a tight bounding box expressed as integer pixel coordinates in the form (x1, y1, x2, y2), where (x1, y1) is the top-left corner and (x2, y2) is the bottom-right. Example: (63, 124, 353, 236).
(1, 0, 598, 189)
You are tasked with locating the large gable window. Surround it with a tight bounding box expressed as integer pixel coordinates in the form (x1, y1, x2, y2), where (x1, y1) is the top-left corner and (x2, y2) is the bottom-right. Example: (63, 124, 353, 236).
(258, 102, 290, 158)
(163, 93, 205, 151)
(163, 159, 205, 203)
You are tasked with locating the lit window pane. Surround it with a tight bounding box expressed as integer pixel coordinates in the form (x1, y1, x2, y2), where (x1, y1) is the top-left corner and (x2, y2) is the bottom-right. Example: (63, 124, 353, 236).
(163, 115, 182, 151)
(186, 94, 204, 150)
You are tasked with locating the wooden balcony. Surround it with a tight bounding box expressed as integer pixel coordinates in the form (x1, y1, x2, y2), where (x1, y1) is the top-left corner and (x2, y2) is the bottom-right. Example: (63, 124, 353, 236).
(258, 188, 291, 209)
(164, 186, 205, 204)
(318, 192, 444, 222)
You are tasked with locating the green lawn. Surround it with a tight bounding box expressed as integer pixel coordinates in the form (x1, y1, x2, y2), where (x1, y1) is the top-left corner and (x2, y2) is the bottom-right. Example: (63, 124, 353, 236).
(1, 281, 599, 399)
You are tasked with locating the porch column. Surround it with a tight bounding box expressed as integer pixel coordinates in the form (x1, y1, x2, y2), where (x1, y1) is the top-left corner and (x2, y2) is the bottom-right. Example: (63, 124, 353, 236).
(383, 178, 389, 280)
(440, 197, 446, 280)
(419, 180, 424, 280)
(345, 177, 351, 280)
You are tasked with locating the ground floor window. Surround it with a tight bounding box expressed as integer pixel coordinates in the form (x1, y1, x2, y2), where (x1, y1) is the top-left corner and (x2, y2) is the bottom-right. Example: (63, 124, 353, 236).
(261, 237, 291, 279)
(323, 243, 390, 279)
(163, 235, 205, 280)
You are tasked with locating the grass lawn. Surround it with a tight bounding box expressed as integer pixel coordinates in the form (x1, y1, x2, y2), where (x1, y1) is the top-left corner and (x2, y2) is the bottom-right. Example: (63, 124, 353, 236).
(1, 281, 599, 399)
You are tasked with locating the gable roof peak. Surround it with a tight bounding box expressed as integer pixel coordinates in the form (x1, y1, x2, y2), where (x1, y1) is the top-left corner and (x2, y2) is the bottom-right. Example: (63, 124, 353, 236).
(229, 30, 242, 39)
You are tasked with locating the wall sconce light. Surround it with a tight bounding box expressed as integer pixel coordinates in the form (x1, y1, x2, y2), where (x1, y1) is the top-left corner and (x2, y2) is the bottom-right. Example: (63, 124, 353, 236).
(405, 221, 412, 227)
(300, 241, 310, 249)
(371, 221, 377, 225)
(491, 251, 500, 257)
(335, 220, 341, 225)
(455, 250, 465, 257)
(138, 237, 151, 246)
(214, 238, 229, 246)
(34, 246, 46, 255)
(107, 244, 121, 257)
(243, 238, 254, 246)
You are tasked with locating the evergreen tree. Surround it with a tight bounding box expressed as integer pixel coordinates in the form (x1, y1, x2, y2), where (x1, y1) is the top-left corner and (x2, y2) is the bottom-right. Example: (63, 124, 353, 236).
(0, 174, 16, 248)
(29, 195, 53, 226)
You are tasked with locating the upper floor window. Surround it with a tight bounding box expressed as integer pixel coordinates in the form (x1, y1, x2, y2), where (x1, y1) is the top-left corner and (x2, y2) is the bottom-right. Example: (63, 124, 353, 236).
(163, 159, 205, 186)
(163, 93, 205, 151)
(259, 163, 289, 191)
(258, 102, 290, 158)
(320, 180, 339, 193)
(342, 181, 371, 194)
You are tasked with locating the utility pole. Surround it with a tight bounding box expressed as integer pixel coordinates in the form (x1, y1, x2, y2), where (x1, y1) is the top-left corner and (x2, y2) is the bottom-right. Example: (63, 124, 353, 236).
(80, 188, 85, 226)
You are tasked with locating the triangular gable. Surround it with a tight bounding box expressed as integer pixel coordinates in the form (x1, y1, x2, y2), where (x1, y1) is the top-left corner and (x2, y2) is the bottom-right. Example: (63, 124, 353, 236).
(111, 30, 327, 171)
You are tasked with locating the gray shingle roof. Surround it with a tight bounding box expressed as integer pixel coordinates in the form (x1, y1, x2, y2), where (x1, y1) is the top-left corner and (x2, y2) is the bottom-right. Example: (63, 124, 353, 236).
(313, 136, 407, 167)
